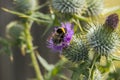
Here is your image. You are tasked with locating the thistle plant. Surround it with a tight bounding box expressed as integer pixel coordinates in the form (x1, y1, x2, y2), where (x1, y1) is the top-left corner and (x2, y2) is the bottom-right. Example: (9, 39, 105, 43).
(1, 0, 120, 80)
(47, 0, 120, 80)
(87, 13, 119, 56)
(63, 34, 89, 62)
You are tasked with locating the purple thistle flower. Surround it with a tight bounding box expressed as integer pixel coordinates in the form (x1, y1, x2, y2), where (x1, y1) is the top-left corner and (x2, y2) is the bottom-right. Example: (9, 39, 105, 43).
(47, 22, 74, 53)
(105, 13, 119, 29)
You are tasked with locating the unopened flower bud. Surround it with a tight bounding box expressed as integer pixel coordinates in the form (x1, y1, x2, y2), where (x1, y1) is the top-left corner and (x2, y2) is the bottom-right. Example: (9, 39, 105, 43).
(63, 34, 89, 62)
(51, 0, 86, 14)
(13, 0, 38, 14)
(105, 13, 119, 29)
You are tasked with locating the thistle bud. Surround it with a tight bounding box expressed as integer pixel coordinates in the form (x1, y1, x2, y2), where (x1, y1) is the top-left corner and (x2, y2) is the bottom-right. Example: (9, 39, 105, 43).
(104, 13, 119, 29)
(63, 34, 89, 62)
(6, 21, 24, 44)
(13, 0, 38, 14)
(83, 0, 104, 17)
(87, 22, 119, 56)
(51, 0, 86, 14)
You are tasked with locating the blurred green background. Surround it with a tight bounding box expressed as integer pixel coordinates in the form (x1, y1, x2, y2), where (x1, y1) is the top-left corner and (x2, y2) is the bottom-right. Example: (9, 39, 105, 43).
(0, 0, 120, 80)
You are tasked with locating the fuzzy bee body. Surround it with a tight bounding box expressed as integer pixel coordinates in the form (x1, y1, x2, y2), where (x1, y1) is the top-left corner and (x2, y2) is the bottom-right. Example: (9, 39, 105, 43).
(52, 27, 66, 45)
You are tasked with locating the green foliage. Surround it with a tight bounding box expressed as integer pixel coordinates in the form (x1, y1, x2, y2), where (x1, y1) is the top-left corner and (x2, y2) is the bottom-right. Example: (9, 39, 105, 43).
(2, 8, 52, 24)
(37, 54, 54, 71)
(1, 0, 120, 80)
(71, 62, 89, 80)
(0, 37, 12, 55)
(107, 68, 120, 80)
(37, 54, 68, 80)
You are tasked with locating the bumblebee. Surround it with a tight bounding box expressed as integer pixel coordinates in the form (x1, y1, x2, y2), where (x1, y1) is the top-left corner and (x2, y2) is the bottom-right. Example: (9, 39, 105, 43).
(52, 27, 66, 45)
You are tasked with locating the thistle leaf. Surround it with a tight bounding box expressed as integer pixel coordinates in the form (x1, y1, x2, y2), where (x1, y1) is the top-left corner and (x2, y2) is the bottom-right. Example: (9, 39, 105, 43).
(37, 53, 54, 71)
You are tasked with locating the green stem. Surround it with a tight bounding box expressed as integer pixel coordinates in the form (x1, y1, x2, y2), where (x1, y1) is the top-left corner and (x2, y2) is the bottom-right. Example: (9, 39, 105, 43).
(35, 1, 50, 10)
(74, 14, 89, 22)
(76, 19, 84, 32)
(25, 22, 44, 80)
(2, 8, 50, 23)
(88, 53, 99, 80)
(110, 54, 120, 61)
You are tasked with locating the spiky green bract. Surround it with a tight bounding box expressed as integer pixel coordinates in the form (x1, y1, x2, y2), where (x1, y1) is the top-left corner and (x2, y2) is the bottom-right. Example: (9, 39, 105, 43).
(13, 0, 38, 14)
(6, 21, 24, 44)
(87, 23, 119, 56)
(63, 34, 89, 62)
(51, 0, 86, 14)
(83, 0, 104, 17)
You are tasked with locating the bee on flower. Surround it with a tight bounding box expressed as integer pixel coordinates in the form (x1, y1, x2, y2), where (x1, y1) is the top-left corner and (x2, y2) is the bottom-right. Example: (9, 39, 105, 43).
(47, 22, 74, 53)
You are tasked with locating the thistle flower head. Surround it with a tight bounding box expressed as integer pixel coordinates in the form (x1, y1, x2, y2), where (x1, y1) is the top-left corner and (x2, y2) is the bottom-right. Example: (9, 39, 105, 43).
(51, 0, 86, 14)
(105, 13, 119, 29)
(47, 22, 74, 53)
(87, 23, 119, 56)
(63, 34, 89, 62)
